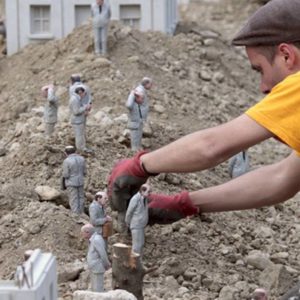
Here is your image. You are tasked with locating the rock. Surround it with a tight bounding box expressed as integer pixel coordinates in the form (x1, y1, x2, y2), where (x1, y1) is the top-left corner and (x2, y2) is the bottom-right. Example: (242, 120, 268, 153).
(218, 285, 239, 300)
(0, 147, 6, 156)
(94, 57, 111, 67)
(92, 111, 113, 127)
(128, 56, 139, 63)
(153, 104, 166, 114)
(143, 122, 153, 137)
(73, 289, 137, 300)
(35, 185, 61, 201)
(58, 260, 85, 283)
(183, 267, 198, 281)
(159, 257, 185, 277)
(164, 275, 179, 290)
(245, 250, 273, 270)
(259, 264, 294, 295)
(114, 114, 128, 124)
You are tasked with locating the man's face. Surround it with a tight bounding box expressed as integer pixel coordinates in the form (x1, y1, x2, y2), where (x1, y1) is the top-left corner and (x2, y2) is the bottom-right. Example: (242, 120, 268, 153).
(145, 82, 152, 90)
(81, 230, 90, 240)
(246, 46, 289, 94)
(78, 90, 86, 99)
(97, 194, 108, 206)
(96, 0, 103, 5)
(42, 89, 48, 98)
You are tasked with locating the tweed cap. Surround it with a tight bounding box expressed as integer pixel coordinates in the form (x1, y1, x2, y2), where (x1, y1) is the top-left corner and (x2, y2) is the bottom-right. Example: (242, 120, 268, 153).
(232, 0, 300, 46)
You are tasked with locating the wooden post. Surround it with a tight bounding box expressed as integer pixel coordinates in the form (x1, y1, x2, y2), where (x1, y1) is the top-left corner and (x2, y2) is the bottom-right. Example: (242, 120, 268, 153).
(112, 243, 145, 300)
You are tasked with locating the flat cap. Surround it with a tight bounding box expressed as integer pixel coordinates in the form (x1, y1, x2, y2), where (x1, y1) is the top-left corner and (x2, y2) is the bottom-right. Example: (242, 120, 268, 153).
(232, 0, 300, 46)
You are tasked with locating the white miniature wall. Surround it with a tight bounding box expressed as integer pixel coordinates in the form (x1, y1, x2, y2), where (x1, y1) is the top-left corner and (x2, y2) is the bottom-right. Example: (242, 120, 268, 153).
(0, 249, 57, 300)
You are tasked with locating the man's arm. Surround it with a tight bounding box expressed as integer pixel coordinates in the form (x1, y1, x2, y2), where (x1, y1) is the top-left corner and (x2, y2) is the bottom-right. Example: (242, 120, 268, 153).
(191, 151, 300, 212)
(70, 98, 86, 116)
(94, 237, 110, 269)
(141, 114, 273, 173)
(62, 160, 69, 179)
(126, 92, 135, 109)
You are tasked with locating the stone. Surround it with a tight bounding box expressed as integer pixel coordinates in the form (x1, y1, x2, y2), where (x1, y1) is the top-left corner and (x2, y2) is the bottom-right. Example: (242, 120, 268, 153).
(153, 104, 166, 114)
(245, 250, 273, 270)
(35, 185, 61, 201)
(164, 275, 179, 290)
(259, 264, 294, 295)
(73, 289, 137, 300)
(218, 285, 239, 300)
(58, 260, 85, 283)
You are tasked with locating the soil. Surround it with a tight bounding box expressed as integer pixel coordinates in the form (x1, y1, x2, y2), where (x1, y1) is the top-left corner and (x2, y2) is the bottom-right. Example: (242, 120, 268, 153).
(0, 1, 298, 299)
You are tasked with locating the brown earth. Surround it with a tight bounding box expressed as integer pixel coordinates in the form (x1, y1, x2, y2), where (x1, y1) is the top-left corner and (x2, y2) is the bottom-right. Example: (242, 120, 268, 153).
(0, 1, 298, 299)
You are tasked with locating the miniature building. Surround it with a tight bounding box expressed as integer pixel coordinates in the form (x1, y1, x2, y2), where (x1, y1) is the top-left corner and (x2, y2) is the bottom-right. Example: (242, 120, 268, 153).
(0, 249, 57, 300)
(5, 0, 178, 55)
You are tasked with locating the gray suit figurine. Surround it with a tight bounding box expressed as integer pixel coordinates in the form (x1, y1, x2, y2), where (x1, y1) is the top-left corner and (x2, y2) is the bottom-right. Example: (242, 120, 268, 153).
(91, 0, 111, 55)
(42, 84, 58, 137)
(126, 77, 152, 151)
(81, 224, 111, 292)
(62, 146, 86, 214)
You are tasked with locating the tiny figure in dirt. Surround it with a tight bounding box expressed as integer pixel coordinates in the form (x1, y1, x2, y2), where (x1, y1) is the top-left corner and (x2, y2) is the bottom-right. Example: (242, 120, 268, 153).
(41, 84, 58, 138)
(81, 223, 111, 292)
(126, 77, 152, 151)
(91, 0, 111, 56)
(125, 184, 150, 259)
(228, 150, 250, 178)
(62, 145, 86, 214)
(89, 191, 112, 248)
(69, 86, 92, 153)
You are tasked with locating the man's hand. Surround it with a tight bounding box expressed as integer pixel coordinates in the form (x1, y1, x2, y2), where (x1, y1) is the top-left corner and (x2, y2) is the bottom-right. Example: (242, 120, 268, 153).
(148, 191, 199, 225)
(105, 215, 112, 222)
(108, 151, 150, 212)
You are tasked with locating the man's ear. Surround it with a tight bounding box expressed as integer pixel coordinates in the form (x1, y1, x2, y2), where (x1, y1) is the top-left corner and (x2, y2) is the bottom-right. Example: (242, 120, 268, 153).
(278, 43, 296, 69)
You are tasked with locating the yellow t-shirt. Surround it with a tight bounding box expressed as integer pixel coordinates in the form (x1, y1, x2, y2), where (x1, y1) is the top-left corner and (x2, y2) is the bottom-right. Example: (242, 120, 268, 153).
(246, 71, 300, 154)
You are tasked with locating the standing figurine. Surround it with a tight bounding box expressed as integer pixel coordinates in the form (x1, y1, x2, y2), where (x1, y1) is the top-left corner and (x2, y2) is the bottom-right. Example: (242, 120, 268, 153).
(62, 145, 86, 214)
(125, 184, 150, 259)
(41, 84, 58, 138)
(89, 191, 112, 247)
(91, 0, 111, 55)
(228, 150, 249, 178)
(81, 224, 111, 292)
(126, 77, 152, 151)
(69, 86, 92, 153)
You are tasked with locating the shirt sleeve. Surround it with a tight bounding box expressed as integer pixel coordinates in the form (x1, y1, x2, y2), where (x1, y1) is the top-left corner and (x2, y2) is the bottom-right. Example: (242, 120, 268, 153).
(246, 71, 300, 155)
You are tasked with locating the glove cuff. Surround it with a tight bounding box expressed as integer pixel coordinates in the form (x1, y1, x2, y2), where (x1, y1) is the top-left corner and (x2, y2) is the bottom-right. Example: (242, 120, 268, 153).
(177, 191, 199, 216)
(135, 151, 159, 177)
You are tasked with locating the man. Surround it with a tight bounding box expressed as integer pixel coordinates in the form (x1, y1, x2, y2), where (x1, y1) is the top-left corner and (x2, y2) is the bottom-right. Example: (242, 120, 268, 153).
(62, 145, 86, 214)
(108, 0, 300, 224)
(125, 184, 150, 259)
(69, 86, 92, 152)
(41, 84, 58, 137)
(81, 224, 111, 292)
(126, 77, 152, 151)
(69, 74, 92, 107)
(89, 191, 112, 238)
(228, 150, 249, 178)
(91, 0, 111, 55)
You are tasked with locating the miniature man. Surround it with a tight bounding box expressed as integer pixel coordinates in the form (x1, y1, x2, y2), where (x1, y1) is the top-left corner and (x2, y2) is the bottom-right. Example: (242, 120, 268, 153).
(81, 224, 111, 292)
(125, 184, 150, 259)
(41, 84, 58, 137)
(62, 145, 86, 214)
(69, 86, 92, 152)
(126, 77, 152, 151)
(228, 150, 250, 178)
(69, 74, 92, 107)
(91, 0, 111, 55)
(89, 191, 112, 247)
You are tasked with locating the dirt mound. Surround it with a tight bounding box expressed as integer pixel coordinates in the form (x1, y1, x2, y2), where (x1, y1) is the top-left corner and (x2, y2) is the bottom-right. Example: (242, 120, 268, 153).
(0, 1, 297, 300)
